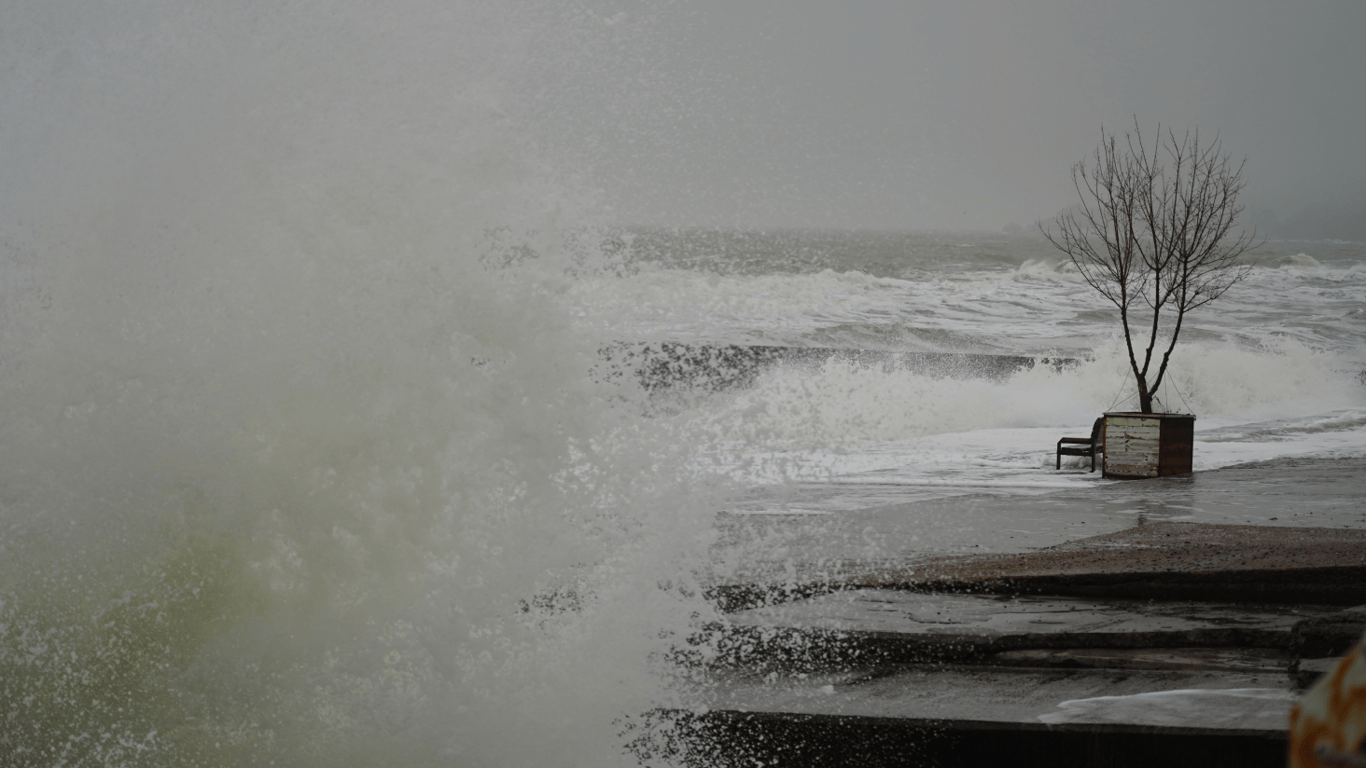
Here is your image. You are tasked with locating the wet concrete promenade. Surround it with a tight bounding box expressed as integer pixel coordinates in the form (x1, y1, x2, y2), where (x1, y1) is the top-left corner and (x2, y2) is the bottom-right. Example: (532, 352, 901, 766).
(686, 456, 1366, 767)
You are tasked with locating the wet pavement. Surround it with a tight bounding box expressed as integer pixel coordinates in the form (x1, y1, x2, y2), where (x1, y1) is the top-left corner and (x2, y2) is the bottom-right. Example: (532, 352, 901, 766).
(688, 456, 1366, 766)
(727, 591, 1332, 651)
(708, 583, 1339, 731)
(706, 665, 1298, 731)
(710, 456, 1366, 586)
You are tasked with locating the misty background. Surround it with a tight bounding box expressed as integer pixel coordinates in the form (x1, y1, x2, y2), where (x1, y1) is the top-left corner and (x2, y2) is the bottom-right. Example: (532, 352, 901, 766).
(3, 0, 1362, 239)
(529, 0, 1366, 238)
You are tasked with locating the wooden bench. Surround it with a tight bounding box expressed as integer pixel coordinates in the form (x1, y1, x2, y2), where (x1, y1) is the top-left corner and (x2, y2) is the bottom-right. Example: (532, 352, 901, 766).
(1057, 417, 1104, 472)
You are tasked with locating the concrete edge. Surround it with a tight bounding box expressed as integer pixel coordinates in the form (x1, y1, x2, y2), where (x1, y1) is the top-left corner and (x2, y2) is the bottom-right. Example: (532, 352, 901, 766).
(703, 622, 1296, 670)
(705, 565, 1366, 613)
(638, 709, 1288, 768)
(700, 709, 1289, 739)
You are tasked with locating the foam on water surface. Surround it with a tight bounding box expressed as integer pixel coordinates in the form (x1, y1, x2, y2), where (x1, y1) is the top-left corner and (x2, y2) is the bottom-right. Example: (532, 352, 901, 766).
(677, 335, 1366, 513)
(580, 232, 1366, 358)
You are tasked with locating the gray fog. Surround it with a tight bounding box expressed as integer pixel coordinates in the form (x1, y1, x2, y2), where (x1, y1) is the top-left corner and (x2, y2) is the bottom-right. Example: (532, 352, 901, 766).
(539, 0, 1366, 237)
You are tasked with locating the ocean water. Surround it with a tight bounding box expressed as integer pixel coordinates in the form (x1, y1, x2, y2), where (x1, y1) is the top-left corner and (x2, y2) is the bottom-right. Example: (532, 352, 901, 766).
(2, 2, 1364, 767)
(585, 229, 1366, 505)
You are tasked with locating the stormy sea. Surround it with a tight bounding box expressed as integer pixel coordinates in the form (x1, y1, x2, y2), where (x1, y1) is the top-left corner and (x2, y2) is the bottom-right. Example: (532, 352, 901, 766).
(2, 2, 1364, 766)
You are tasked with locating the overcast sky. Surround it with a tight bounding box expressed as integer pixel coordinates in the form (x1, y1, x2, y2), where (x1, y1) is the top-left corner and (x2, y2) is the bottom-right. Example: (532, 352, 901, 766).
(535, 0, 1366, 235)
(3, 0, 1361, 239)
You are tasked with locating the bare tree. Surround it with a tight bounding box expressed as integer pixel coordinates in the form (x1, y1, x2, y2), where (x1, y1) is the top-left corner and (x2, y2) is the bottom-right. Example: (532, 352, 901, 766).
(1042, 121, 1259, 414)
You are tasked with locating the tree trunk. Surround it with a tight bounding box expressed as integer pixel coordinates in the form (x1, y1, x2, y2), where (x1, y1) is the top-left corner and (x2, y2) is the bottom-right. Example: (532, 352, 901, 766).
(1135, 372, 1153, 413)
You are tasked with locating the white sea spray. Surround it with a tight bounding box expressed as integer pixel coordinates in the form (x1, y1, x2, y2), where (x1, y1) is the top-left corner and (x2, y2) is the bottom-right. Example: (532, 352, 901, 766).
(0, 1, 728, 766)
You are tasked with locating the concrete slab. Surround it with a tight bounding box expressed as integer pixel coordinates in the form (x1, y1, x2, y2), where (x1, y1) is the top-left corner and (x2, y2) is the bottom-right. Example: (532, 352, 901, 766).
(986, 647, 1289, 673)
(880, 521, 1366, 583)
(663, 665, 1295, 767)
(727, 590, 1331, 650)
(710, 457, 1366, 588)
(703, 665, 1296, 731)
(682, 458, 1365, 766)
(709, 521, 1366, 610)
(664, 709, 1290, 768)
(711, 589, 1334, 672)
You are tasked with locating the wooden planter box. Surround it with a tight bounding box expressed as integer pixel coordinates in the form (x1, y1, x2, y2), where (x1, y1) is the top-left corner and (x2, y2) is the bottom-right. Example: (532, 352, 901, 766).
(1102, 412, 1195, 479)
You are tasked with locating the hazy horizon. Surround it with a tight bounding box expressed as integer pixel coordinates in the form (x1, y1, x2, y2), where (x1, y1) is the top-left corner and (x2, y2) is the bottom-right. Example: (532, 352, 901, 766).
(524, 0, 1366, 239)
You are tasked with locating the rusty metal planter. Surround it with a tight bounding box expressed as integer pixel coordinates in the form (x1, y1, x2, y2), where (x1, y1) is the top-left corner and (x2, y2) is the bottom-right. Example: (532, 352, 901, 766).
(1102, 412, 1195, 479)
